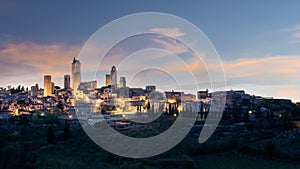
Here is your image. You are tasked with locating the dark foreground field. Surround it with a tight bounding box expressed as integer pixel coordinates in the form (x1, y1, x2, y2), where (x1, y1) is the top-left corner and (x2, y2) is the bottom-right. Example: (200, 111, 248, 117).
(1, 115, 300, 169)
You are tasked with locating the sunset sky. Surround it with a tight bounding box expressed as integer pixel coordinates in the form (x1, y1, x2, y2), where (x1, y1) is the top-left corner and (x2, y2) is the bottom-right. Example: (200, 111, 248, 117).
(0, 1, 300, 102)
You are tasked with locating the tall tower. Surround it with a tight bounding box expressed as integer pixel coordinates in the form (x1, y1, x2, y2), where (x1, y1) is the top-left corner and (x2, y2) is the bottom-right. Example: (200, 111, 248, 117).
(51, 82, 55, 94)
(44, 75, 52, 97)
(64, 74, 71, 89)
(72, 58, 81, 91)
(35, 83, 39, 90)
(111, 66, 117, 87)
(119, 77, 126, 88)
(105, 74, 111, 86)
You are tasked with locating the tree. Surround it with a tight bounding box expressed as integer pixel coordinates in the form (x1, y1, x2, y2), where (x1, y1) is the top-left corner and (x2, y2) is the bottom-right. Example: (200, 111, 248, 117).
(232, 103, 242, 122)
(264, 142, 275, 155)
(292, 103, 300, 119)
(63, 120, 70, 139)
(279, 110, 292, 129)
(1, 143, 23, 169)
(17, 100, 26, 107)
(244, 110, 250, 121)
(21, 86, 25, 92)
(147, 102, 151, 111)
(57, 101, 64, 112)
(47, 125, 55, 144)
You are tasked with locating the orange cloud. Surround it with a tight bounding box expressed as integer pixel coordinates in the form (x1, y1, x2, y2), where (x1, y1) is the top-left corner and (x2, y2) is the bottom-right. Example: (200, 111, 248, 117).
(222, 55, 300, 101)
(223, 56, 300, 80)
(0, 41, 81, 86)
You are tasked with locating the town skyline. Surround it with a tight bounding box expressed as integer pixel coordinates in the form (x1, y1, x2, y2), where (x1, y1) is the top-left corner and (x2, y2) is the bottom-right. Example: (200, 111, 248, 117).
(0, 56, 297, 103)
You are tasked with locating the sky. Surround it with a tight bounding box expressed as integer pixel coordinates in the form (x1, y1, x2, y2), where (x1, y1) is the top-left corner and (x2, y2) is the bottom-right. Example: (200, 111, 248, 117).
(0, 0, 300, 102)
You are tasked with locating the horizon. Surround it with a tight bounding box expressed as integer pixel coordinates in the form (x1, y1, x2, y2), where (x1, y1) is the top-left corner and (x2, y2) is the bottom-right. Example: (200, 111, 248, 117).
(1, 1, 300, 102)
(1, 79, 297, 104)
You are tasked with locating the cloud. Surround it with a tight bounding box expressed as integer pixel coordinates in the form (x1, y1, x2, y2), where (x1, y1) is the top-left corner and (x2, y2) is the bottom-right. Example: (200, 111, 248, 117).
(150, 27, 185, 38)
(282, 24, 300, 32)
(280, 24, 300, 44)
(90, 32, 196, 73)
(0, 41, 81, 86)
(222, 55, 300, 101)
(149, 27, 195, 57)
(289, 32, 300, 44)
(223, 55, 300, 82)
(290, 32, 300, 38)
(151, 37, 192, 56)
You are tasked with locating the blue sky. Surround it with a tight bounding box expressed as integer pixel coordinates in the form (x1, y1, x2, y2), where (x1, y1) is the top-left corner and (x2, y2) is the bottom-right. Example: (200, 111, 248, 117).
(1, 1, 300, 101)
(2, 0, 300, 57)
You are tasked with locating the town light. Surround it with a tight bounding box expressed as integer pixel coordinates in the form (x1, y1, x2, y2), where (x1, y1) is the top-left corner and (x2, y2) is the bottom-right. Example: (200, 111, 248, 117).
(177, 105, 183, 113)
(167, 99, 176, 104)
(14, 109, 19, 116)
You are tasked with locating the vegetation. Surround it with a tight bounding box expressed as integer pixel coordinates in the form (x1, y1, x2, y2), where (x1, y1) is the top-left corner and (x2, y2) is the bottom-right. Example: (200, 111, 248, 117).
(46, 125, 55, 144)
(1, 106, 300, 169)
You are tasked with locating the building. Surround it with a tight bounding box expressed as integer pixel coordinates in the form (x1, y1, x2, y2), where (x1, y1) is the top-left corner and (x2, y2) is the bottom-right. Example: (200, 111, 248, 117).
(145, 85, 156, 93)
(183, 93, 196, 102)
(130, 88, 145, 97)
(51, 82, 55, 94)
(111, 66, 117, 87)
(72, 58, 81, 91)
(164, 90, 184, 115)
(64, 74, 71, 89)
(31, 85, 38, 97)
(165, 90, 184, 102)
(105, 74, 111, 86)
(78, 81, 98, 91)
(224, 90, 246, 106)
(103, 88, 113, 102)
(197, 89, 209, 99)
(117, 87, 130, 98)
(119, 77, 126, 88)
(44, 75, 52, 97)
(105, 66, 118, 87)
